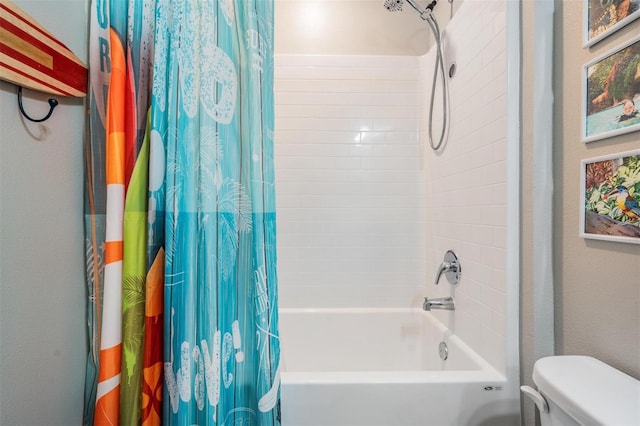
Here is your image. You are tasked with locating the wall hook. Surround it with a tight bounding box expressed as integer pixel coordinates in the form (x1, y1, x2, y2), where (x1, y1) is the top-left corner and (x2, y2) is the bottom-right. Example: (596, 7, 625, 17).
(17, 86, 59, 122)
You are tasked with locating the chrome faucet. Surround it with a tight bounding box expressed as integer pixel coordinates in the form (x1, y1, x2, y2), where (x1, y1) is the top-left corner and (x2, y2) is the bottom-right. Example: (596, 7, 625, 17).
(434, 250, 461, 285)
(423, 296, 455, 311)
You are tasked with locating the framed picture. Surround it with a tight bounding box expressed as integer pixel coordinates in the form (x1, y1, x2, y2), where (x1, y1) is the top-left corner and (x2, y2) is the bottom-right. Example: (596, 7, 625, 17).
(584, 0, 640, 47)
(580, 149, 640, 244)
(582, 35, 640, 143)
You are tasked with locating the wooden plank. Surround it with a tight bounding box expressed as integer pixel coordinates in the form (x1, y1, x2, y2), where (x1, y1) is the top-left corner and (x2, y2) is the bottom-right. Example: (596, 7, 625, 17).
(0, 0, 87, 97)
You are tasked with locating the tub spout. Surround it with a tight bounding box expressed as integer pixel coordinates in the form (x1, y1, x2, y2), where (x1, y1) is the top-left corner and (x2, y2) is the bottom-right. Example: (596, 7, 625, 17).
(423, 297, 455, 311)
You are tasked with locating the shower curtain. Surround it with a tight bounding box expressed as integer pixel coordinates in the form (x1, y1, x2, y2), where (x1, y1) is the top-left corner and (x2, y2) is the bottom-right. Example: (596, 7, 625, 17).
(83, 1, 281, 425)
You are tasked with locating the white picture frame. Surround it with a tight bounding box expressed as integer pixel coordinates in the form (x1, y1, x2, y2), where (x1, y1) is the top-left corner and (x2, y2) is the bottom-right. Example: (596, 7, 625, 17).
(580, 149, 640, 244)
(582, 35, 640, 143)
(584, 0, 640, 48)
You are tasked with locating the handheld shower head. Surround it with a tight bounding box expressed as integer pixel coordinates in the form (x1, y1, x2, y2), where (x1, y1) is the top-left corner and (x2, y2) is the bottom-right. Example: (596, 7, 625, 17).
(382, 0, 450, 151)
(383, 0, 404, 11)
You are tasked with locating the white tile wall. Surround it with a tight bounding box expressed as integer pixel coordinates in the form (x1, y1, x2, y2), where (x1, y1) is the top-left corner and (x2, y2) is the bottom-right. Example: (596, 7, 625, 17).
(274, 0, 509, 375)
(274, 55, 427, 308)
(420, 0, 508, 374)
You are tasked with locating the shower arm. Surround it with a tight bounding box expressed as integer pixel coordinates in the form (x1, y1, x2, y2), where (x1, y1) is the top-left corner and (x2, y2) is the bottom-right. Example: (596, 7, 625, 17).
(404, 0, 438, 20)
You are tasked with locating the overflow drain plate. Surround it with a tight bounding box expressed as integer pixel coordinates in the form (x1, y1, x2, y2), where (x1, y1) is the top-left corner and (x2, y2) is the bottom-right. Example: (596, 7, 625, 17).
(439, 341, 448, 360)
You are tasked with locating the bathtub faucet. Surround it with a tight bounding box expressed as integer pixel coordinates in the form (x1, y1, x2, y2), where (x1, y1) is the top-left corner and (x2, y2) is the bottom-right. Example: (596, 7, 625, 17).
(423, 297, 455, 311)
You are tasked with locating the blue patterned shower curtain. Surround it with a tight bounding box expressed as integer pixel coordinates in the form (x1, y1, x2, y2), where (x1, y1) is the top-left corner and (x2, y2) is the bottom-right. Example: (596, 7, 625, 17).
(83, 1, 280, 425)
(151, 0, 280, 424)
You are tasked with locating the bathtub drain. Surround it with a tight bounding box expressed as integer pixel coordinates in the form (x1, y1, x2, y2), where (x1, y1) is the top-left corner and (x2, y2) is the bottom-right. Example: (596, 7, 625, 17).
(439, 341, 448, 360)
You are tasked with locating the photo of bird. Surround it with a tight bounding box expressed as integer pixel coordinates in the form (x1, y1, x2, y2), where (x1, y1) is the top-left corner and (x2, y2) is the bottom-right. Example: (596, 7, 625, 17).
(605, 185, 640, 221)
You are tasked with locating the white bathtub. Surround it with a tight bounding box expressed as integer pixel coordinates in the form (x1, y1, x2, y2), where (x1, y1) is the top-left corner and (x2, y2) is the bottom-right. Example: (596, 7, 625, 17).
(279, 308, 517, 426)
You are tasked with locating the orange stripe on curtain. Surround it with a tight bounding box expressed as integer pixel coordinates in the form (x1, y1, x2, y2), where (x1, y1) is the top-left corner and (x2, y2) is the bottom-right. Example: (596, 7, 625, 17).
(98, 343, 123, 381)
(105, 28, 125, 185)
(103, 241, 123, 264)
(94, 388, 120, 426)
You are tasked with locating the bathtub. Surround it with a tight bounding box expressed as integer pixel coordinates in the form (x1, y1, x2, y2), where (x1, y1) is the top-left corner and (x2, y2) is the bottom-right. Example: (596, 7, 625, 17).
(279, 308, 517, 426)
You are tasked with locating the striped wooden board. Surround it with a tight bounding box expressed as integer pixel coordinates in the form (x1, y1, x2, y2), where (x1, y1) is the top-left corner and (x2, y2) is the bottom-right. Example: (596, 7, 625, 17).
(0, 0, 87, 97)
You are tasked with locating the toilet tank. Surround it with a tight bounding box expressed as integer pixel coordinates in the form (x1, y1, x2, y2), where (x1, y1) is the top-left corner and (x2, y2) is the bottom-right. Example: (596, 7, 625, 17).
(532, 356, 640, 426)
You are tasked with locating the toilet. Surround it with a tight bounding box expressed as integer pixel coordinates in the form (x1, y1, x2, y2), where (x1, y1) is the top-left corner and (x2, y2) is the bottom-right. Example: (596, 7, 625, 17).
(521, 356, 640, 425)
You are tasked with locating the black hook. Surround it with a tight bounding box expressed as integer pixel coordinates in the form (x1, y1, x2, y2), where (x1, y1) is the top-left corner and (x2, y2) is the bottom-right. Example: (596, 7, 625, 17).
(17, 86, 59, 122)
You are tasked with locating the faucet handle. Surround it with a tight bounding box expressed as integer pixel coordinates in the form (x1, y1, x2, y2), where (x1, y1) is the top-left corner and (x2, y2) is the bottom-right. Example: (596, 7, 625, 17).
(434, 250, 461, 285)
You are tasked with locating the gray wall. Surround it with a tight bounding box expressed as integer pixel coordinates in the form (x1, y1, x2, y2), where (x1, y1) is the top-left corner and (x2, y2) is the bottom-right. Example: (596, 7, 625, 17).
(0, 1, 87, 424)
(552, 1, 640, 376)
(521, 1, 640, 424)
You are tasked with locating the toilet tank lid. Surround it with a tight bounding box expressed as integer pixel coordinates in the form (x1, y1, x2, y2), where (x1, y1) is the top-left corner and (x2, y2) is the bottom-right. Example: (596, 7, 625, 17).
(532, 356, 640, 426)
